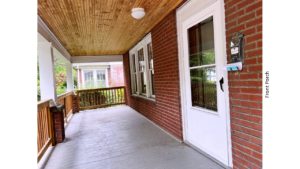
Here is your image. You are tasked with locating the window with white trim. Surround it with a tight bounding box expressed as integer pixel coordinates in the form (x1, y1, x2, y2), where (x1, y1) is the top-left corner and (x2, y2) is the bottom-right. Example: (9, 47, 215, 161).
(84, 70, 93, 88)
(129, 33, 155, 99)
(82, 69, 107, 89)
(138, 48, 147, 95)
(147, 42, 155, 96)
(130, 53, 138, 94)
(96, 70, 106, 88)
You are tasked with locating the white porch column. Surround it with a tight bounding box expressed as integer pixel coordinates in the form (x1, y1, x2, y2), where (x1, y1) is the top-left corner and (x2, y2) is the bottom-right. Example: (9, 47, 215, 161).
(38, 42, 57, 102)
(66, 61, 74, 91)
(93, 69, 97, 88)
(77, 68, 81, 89)
(81, 70, 85, 89)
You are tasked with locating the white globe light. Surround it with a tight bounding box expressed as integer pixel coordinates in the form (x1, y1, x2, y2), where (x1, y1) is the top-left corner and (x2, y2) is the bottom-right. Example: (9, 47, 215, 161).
(131, 8, 145, 20)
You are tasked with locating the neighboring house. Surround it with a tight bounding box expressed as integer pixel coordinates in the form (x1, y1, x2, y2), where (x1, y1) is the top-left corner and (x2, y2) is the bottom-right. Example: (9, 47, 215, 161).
(73, 62, 124, 89)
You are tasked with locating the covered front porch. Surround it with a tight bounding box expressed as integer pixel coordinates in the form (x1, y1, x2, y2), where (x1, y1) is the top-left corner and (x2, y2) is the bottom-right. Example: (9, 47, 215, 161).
(42, 105, 224, 169)
(35, 0, 263, 168)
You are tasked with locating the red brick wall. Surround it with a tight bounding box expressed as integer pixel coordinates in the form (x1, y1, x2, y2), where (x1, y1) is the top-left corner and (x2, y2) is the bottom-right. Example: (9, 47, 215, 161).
(224, 0, 262, 168)
(123, 10, 183, 139)
(109, 64, 124, 87)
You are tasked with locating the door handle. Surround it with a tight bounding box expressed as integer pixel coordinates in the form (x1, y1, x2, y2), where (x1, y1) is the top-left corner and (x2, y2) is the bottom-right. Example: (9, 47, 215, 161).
(219, 77, 224, 92)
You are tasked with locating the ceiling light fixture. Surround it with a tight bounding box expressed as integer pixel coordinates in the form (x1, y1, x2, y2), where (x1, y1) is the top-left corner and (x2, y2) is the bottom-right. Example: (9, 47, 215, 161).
(131, 8, 145, 20)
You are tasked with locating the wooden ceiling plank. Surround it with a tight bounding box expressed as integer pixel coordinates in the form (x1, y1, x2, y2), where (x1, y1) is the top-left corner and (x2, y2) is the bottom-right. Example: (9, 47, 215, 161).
(38, 0, 183, 56)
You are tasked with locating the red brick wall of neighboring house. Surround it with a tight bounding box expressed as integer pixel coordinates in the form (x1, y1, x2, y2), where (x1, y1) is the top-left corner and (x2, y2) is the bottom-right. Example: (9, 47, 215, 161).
(107, 67, 111, 87)
(123, 10, 183, 139)
(224, 0, 262, 168)
(108, 64, 125, 87)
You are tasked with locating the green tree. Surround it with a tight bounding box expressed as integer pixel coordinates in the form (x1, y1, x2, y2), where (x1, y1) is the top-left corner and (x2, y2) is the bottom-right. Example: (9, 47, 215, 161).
(54, 56, 67, 95)
(38, 55, 78, 100)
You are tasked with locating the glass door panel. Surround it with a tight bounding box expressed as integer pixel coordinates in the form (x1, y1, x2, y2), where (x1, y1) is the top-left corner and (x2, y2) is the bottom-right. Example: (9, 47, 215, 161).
(188, 16, 217, 111)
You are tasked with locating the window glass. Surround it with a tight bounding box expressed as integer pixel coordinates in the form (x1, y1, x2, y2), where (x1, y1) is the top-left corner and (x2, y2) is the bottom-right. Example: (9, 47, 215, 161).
(96, 70, 106, 88)
(138, 49, 146, 94)
(132, 74, 137, 93)
(147, 43, 155, 96)
(190, 67, 217, 111)
(84, 71, 93, 81)
(188, 17, 215, 67)
(130, 54, 138, 94)
(147, 43, 153, 69)
(138, 49, 145, 71)
(132, 54, 136, 72)
(150, 72, 154, 95)
(84, 71, 93, 89)
(140, 72, 146, 94)
(188, 16, 217, 111)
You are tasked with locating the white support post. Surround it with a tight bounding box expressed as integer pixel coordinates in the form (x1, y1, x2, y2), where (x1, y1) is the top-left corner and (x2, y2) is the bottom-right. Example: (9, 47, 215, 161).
(93, 69, 97, 88)
(38, 42, 57, 103)
(81, 70, 86, 89)
(77, 68, 81, 89)
(66, 62, 74, 91)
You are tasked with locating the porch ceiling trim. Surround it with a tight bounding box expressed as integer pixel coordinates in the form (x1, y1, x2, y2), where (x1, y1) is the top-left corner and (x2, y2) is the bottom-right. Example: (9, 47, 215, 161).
(71, 55, 123, 63)
(38, 16, 71, 61)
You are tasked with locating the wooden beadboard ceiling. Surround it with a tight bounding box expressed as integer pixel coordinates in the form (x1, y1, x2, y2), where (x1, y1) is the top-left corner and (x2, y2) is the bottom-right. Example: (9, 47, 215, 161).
(38, 0, 183, 56)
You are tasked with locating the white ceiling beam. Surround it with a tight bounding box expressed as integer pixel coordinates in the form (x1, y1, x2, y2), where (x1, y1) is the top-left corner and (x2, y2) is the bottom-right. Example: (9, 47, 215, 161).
(71, 55, 123, 63)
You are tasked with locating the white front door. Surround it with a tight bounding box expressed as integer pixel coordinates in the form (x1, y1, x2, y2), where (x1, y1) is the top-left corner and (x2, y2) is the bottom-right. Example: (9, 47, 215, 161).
(177, 0, 232, 166)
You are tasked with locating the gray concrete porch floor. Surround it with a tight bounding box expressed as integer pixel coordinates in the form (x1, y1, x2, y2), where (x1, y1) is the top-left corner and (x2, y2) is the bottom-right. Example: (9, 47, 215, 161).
(44, 105, 225, 169)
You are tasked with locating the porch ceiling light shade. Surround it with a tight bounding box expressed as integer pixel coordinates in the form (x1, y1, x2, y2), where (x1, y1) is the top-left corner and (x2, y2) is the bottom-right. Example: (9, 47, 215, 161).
(131, 8, 145, 20)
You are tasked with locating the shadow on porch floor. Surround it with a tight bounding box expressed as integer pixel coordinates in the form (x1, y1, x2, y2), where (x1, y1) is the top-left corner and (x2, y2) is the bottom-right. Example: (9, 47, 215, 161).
(43, 105, 225, 169)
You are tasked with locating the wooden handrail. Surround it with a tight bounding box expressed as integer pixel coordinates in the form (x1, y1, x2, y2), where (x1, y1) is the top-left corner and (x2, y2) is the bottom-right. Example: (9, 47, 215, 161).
(76, 86, 125, 110)
(57, 91, 74, 100)
(75, 86, 125, 92)
(37, 99, 52, 105)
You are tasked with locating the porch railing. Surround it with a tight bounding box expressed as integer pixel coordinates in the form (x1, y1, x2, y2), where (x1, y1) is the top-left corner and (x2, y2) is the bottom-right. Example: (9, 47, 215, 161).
(57, 91, 74, 124)
(37, 99, 54, 162)
(37, 88, 124, 161)
(37, 91, 74, 162)
(76, 86, 125, 110)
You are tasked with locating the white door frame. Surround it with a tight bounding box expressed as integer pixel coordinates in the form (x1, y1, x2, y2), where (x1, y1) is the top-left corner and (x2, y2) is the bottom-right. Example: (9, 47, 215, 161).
(176, 0, 232, 167)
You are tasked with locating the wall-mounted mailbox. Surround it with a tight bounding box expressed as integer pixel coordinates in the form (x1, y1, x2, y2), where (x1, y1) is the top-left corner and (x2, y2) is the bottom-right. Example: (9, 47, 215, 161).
(230, 32, 244, 63)
(226, 32, 244, 71)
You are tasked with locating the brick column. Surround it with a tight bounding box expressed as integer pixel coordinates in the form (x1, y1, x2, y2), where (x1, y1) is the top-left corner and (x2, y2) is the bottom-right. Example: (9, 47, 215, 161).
(72, 95, 79, 113)
(50, 105, 65, 144)
(122, 53, 131, 106)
